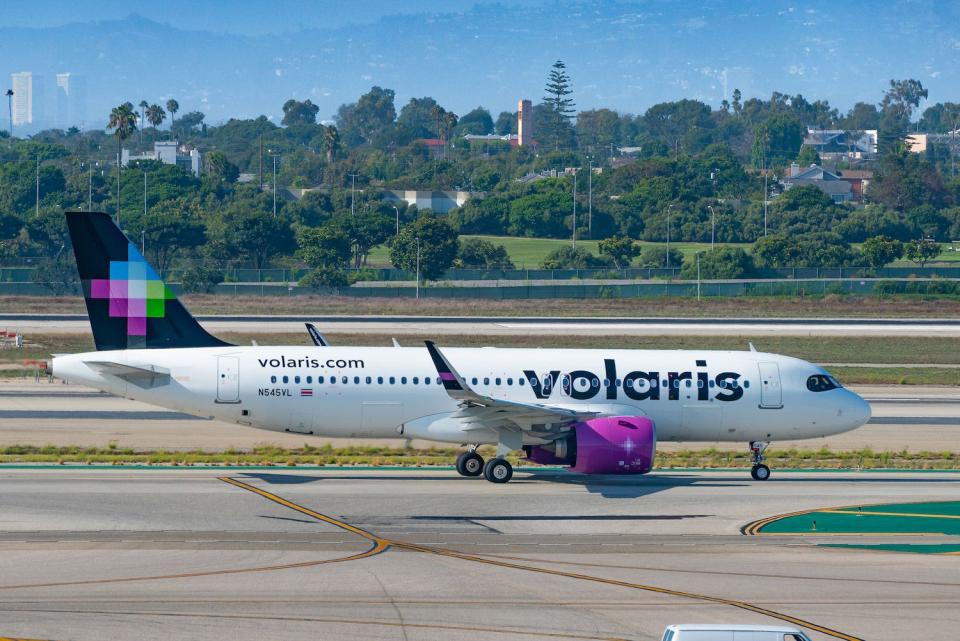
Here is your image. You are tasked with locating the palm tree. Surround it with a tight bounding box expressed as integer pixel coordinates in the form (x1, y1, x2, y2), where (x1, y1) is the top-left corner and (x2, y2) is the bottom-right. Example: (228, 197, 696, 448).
(323, 125, 340, 162)
(166, 99, 179, 137)
(107, 102, 138, 227)
(146, 104, 166, 129)
(138, 100, 148, 145)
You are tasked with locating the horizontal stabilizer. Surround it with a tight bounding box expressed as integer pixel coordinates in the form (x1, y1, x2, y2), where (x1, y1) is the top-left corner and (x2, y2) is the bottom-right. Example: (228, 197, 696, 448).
(84, 360, 171, 389)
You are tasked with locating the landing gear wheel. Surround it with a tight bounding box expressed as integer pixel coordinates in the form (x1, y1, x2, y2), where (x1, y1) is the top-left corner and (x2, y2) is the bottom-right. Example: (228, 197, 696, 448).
(749, 441, 771, 481)
(456, 451, 484, 477)
(483, 457, 513, 483)
(751, 464, 771, 481)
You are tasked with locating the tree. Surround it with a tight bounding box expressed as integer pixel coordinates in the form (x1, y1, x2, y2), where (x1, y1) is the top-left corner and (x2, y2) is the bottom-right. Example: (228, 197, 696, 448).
(540, 245, 609, 269)
(455, 107, 494, 135)
(751, 113, 804, 168)
(174, 111, 205, 134)
(335, 86, 397, 147)
(146, 104, 166, 129)
(904, 238, 940, 267)
(542, 60, 575, 150)
(323, 125, 341, 162)
(638, 246, 684, 269)
(107, 102, 138, 219)
(796, 145, 821, 167)
(205, 151, 239, 183)
(860, 235, 904, 269)
(335, 210, 394, 268)
(680, 247, 753, 279)
(752, 234, 793, 268)
(138, 100, 148, 145)
(223, 211, 295, 269)
(296, 223, 352, 287)
(281, 99, 320, 126)
(598, 236, 641, 268)
(868, 151, 948, 212)
(139, 205, 206, 274)
(456, 238, 514, 268)
(166, 99, 179, 132)
(390, 214, 459, 280)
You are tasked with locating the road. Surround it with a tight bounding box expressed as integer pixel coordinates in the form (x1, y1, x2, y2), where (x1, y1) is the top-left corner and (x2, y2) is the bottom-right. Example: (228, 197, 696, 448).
(1, 468, 959, 641)
(8, 314, 960, 336)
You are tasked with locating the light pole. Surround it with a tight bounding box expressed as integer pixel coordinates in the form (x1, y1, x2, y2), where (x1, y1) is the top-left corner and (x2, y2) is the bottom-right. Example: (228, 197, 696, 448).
(143, 169, 147, 218)
(88, 161, 97, 211)
(141, 229, 145, 255)
(5, 89, 12, 138)
(708, 205, 716, 249)
(415, 235, 421, 300)
(349, 172, 359, 215)
(666, 204, 673, 269)
(392, 205, 400, 235)
(587, 157, 593, 238)
(269, 151, 280, 217)
(696, 251, 702, 302)
(571, 168, 577, 249)
(35, 155, 40, 218)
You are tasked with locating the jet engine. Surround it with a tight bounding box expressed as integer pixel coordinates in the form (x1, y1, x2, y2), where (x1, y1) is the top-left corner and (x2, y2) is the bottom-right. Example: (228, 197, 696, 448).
(524, 416, 656, 475)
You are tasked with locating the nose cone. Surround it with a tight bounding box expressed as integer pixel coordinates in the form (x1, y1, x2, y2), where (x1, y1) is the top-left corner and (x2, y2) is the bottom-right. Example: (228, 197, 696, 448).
(842, 391, 872, 431)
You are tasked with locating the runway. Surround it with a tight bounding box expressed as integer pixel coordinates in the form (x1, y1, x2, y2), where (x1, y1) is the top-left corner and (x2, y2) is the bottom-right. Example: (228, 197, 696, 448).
(1, 468, 959, 641)
(8, 314, 960, 336)
(0, 381, 957, 452)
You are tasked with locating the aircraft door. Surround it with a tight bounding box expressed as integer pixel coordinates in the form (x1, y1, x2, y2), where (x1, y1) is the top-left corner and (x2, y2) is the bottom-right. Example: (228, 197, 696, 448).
(758, 361, 782, 409)
(216, 356, 240, 403)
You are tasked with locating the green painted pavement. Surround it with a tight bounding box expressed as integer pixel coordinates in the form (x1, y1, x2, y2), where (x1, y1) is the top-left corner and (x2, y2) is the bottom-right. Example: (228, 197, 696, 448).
(761, 501, 960, 535)
(821, 543, 960, 555)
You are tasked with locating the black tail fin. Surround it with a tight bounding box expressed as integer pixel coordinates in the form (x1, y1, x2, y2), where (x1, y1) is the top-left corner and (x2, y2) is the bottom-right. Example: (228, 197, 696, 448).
(65, 211, 231, 351)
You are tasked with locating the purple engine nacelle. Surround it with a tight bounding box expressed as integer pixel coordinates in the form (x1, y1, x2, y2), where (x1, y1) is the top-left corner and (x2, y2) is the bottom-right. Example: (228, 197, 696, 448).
(525, 416, 656, 475)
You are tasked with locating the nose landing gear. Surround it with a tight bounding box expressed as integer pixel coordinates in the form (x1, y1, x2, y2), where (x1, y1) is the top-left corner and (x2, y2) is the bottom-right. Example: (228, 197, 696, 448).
(750, 441, 771, 480)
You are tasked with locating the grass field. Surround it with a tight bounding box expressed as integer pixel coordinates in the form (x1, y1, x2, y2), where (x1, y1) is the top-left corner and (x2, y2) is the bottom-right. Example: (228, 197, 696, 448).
(1, 444, 958, 469)
(367, 235, 749, 268)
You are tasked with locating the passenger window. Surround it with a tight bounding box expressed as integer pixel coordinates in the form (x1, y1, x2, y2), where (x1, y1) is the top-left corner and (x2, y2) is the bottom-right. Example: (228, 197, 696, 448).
(495, 377, 501, 386)
(483, 377, 490, 385)
(401, 377, 407, 384)
(615, 378, 621, 386)
(602, 378, 609, 387)
(389, 376, 395, 384)
(270, 375, 277, 383)
(662, 380, 668, 387)
(282, 376, 289, 384)
(709, 380, 715, 388)
(330, 376, 335, 384)
(697, 379, 703, 388)
(306, 376, 312, 384)
(377, 376, 383, 384)
(744, 380, 750, 388)
(294, 376, 300, 384)
(507, 378, 513, 385)
(341, 376, 348, 384)
(807, 375, 838, 392)
(518, 378, 525, 386)
(472, 377, 478, 385)
(436, 377, 442, 385)
(591, 378, 599, 388)
(685, 379, 691, 388)
(365, 376, 371, 384)
(318, 376, 324, 384)
(354, 376, 359, 384)
(413, 377, 419, 385)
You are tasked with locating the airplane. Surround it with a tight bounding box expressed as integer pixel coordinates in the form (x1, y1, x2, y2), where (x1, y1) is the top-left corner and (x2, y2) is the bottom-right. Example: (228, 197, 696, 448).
(52, 211, 872, 483)
(305, 323, 329, 346)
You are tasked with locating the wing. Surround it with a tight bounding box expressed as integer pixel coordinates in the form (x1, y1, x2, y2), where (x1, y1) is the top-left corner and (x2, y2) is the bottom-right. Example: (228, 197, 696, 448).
(424, 341, 597, 432)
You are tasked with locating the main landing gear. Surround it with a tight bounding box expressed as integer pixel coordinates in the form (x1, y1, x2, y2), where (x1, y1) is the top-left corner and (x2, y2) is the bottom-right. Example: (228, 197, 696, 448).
(455, 450, 484, 477)
(455, 447, 514, 483)
(750, 441, 771, 481)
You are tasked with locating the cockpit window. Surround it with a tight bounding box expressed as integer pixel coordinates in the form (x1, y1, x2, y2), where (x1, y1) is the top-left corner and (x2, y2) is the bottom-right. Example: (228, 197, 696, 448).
(807, 374, 840, 392)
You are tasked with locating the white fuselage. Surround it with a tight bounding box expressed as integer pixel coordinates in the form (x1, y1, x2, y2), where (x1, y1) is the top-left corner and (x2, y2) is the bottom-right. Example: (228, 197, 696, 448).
(53, 346, 871, 446)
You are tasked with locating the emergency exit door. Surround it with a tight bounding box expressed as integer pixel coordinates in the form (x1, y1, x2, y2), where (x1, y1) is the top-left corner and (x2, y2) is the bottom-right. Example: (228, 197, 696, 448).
(758, 361, 782, 409)
(216, 356, 240, 403)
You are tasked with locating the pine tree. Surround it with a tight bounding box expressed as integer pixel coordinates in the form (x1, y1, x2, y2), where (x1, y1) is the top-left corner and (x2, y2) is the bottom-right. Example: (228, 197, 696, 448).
(542, 60, 576, 150)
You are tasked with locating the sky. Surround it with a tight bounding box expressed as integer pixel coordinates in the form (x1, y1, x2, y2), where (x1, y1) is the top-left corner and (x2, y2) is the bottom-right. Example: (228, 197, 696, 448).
(2, 1, 958, 131)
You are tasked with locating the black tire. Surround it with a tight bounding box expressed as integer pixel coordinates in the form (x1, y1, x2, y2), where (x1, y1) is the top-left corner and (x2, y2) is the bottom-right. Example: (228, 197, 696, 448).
(483, 457, 513, 483)
(456, 451, 484, 477)
(751, 464, 771, 481)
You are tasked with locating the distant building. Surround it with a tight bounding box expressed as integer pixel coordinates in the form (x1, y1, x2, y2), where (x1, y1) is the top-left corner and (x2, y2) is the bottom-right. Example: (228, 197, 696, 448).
(804, 128, 877, 159)
(122, 140, 202, 177)
(518, 99, 533, 147)
(10, 72, 33, 127)
(782, 163, 853, 204)
(55, 73, 86, 129)
(382, 190, 478, 213)
(416, 138, 448, 159)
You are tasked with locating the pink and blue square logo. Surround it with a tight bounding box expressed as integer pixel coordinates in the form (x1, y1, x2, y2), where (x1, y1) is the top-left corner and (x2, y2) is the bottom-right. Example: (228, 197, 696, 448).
(88, 244, 174, 336)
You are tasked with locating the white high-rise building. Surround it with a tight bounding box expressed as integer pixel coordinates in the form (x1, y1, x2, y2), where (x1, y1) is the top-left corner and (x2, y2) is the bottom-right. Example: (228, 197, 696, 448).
(55, 73, 87, 129)
(11, 72, 32, 127)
